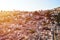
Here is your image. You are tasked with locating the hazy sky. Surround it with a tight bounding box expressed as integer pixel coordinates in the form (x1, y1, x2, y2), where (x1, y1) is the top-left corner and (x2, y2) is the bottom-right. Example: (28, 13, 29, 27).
(0, 0, 60, 11)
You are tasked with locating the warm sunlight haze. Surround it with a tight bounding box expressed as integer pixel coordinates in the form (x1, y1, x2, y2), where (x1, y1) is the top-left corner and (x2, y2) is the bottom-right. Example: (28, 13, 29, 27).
(0, 0, 60, 40)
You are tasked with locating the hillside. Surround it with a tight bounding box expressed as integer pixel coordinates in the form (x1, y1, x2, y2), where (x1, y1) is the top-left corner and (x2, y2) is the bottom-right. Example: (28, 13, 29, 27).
(0, 7, 60, 40)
